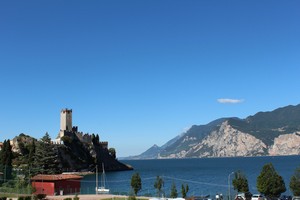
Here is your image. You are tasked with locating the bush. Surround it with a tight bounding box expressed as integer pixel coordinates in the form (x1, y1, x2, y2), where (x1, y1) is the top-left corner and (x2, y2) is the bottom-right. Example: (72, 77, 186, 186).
(73, 194, 79, 200)
(35, 194, 47, 200)
(63, 198, 72, 200)
(128, 196, 136, 200)
(17, 197, 31, 200)
(0, 197, 7, 200)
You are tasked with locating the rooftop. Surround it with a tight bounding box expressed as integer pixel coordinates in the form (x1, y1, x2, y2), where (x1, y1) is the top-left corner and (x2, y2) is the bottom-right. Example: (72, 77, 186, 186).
(31, 174, 83, 181)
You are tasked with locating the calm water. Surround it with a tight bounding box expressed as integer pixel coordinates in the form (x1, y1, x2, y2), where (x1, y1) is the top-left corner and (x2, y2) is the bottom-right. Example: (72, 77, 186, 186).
(81, 156, 300, 197)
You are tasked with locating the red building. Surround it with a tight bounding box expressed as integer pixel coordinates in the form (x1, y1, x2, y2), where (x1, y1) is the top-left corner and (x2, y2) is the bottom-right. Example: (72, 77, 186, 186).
(31, 174, 83, 196)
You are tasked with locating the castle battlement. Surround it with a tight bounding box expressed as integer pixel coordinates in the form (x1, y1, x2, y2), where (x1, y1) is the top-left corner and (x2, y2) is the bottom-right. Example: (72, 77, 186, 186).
(56, 109, 108, 148)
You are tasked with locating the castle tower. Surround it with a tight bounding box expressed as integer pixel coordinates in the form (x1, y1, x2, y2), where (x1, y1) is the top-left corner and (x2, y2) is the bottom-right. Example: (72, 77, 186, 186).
(59, 109, 72, 138)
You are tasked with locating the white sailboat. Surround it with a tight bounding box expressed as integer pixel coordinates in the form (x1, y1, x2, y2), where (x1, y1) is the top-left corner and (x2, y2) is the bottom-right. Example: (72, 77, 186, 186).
(96, 163, 110, 194)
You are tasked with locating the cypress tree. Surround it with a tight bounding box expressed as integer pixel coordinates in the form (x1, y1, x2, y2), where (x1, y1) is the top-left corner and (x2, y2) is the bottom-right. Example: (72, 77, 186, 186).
(232, 170, 249, 193)
(170, 182, 178, 198)
(290, 167, 300, 196)
(131, 173, 142, 196)
(0, 140, 13, 181)
(257, 163, 286, 198)
(154, 176, 164, 197)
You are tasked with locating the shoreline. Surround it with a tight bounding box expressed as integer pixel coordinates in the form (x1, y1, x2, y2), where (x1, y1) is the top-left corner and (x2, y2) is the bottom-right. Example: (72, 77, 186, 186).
(47, 194, 148, 200)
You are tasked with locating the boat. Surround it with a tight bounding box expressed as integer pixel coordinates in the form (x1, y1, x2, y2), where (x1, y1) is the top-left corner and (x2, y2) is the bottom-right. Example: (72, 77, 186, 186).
(95, 163, 110, 194)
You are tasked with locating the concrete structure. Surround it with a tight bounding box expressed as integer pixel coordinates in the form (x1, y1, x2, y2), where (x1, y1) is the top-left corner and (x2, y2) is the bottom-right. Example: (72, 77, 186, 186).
(31, 174, 83, 196)
(54, 108, 109, 148)
(59, 109, 72, 137)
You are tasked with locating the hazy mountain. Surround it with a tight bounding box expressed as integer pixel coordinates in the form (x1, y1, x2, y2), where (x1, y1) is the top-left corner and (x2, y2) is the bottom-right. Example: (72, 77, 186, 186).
(122, 104, 300, 159)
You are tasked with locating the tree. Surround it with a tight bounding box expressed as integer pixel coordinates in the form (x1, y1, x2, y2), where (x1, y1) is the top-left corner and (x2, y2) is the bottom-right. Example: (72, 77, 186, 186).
(232, 170, 249, 193)
(0, 140, 13, 181)
(181, 184, 189, 198)
(41, 132, 51, 143)
(257, 163, 286, 198)
(131, 173, 142, 196)
(170, 182, 178, 198)
(109, 148, 116, 159)
(154, 176, 164, 197)
(28, 140, 36, 164)
(32, 133, 60, 175)
(290, 167, 300, 196)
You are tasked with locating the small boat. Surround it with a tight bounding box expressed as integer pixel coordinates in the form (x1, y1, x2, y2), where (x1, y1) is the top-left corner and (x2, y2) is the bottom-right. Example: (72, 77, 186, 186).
(95, 163, 110, 194)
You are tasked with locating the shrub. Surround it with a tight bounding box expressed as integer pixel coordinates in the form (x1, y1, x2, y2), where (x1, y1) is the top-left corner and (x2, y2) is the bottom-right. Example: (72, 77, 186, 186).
(128, 196, 136, 200)
(17, 197, 31, 200)
(73, 194, 80, 200)
(0, 197, 7, 200)
(35, 194, 47, 200)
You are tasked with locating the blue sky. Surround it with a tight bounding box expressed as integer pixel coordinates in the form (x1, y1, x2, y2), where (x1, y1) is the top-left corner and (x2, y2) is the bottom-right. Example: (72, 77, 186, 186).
(0, 1, 300, 157)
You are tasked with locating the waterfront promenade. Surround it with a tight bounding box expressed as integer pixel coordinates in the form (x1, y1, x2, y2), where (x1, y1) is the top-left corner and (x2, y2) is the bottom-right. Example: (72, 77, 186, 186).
(47, 194, 148, 200)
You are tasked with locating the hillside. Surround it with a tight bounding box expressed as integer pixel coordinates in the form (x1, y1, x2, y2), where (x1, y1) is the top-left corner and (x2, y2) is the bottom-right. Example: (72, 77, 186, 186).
(123, 104, 300, 159)
(11, 132, 132, 173)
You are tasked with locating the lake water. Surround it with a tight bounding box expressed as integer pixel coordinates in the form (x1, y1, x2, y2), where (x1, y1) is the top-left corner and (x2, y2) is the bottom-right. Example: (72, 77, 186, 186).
(80, 156, 300, 197)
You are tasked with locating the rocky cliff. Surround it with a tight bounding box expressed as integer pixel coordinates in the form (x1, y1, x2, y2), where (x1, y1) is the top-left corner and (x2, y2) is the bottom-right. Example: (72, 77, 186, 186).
(125, 103, 300, 159)
(11, 132, 132, 172)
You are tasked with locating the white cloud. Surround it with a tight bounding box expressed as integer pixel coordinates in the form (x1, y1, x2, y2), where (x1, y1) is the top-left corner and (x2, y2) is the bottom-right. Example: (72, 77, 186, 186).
(217, 98, 244, 104)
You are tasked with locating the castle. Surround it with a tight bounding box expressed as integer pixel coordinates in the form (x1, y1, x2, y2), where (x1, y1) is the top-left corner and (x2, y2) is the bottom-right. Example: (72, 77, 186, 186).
(55, 108, 108, 149)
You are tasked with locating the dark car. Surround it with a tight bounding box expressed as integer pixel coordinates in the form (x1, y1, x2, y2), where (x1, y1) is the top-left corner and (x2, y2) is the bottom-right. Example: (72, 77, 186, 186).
(281, 195, 292, 200)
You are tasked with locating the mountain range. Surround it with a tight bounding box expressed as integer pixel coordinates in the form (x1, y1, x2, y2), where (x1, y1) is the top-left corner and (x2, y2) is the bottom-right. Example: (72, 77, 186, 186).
(123, 103, 300, 159)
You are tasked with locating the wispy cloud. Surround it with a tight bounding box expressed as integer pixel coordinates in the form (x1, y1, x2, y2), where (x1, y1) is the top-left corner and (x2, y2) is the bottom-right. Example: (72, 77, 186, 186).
(217, 98, 244, 104)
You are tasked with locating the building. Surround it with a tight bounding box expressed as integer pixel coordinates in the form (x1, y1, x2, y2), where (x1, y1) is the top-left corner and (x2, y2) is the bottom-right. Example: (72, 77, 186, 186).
(59, 108, 72, 138)
(31, 174, 83, 196)
(53, 108, 109, 149)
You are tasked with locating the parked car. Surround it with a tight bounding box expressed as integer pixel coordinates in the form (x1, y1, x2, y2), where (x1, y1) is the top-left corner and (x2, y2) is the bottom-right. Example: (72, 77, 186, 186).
(235, 192, 252, 200)
(235, 194, 246, 200)
(252, 194, 264, 200)
(292, 197, 300, 200)
(281, 195, 292, 200)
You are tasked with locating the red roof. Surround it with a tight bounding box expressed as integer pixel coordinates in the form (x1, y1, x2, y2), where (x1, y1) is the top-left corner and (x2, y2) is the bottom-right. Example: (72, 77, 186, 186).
(31, 174, 83, 181)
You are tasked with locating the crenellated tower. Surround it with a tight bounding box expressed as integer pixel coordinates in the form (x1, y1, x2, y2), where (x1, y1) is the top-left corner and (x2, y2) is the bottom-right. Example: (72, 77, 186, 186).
(59, 108, 72, 138)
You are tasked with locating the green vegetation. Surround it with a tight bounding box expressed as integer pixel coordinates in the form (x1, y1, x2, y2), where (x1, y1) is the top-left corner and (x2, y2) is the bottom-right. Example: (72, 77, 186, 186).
(290, 167, 300, 196)
(170, 182, 178, 198)
(154, 176, 164, 197)
(257, 163, 286, 198)
(0, 140, 13, 181)
(32, 132, 61, 175)
(17, 196, 31, 200)
(181, 184, 189, 198)
(131, 172, 142, 196)
(232, 170, 249, 193)
(229, 104, 300, 146)
(73, 194, 80, 200)
(109, 148, 116, 159)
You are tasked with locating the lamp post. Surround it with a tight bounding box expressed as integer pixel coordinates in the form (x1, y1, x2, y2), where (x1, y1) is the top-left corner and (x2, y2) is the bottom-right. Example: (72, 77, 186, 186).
(228, 172, 234, 200)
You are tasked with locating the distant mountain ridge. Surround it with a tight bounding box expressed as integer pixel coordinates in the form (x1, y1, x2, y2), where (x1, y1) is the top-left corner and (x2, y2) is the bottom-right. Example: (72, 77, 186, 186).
(123, 104, 300, 159)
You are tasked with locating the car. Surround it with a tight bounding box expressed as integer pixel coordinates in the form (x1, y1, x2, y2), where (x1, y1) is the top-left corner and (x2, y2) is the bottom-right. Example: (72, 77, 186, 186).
(292, 197, 300, 200)
(235, 192, 252, 200)
(281, 195, 292, 200)
(235, 193, 246, 200)
(252, 194, 264, 200)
